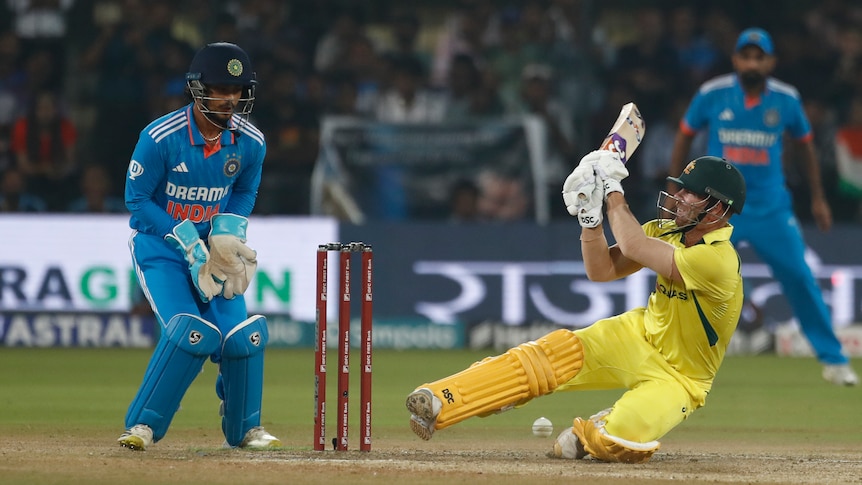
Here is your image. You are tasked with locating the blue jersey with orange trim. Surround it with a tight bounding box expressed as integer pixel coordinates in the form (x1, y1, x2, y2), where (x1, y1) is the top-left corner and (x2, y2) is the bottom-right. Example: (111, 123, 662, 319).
(680, 74, 810, 216)
(124, 103, 265, 238)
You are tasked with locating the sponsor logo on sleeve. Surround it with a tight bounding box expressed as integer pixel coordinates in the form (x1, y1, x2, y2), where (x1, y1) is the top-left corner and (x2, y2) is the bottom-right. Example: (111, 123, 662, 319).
(128, 160, 144, 180)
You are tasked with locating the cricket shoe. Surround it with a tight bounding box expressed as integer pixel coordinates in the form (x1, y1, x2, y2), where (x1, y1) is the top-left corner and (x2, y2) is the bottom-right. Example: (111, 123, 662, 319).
(548, 427, 587, 460)
(822, 364, 860, 386)
(406, 388, 441, 441)
(117, 424, 153, 451)
(239, 426, 282, 448)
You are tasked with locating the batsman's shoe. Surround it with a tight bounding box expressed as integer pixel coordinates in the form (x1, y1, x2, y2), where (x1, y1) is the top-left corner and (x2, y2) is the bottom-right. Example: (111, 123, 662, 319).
(406, 388, 441, 441)
(548, 427, 587, 460)
(239, 426, 282, 448)
(822, 364, 859, 386)
(117, 424, 154, 451)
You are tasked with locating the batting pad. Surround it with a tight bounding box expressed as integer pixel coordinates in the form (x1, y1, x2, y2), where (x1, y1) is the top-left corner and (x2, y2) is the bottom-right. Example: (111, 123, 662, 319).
(125, 314, 222, 441)
(422, 329, 583, 430)
(220, 315, 269, 447)
(570, 414, 660, 464)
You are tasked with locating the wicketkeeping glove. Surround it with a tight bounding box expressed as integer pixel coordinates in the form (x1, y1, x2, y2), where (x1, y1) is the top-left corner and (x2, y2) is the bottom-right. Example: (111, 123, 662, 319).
(208, 213, 258, 300)
(562, 163, 604, 228)
(165, 219, 225, 303)
(590, 150, 629, 199)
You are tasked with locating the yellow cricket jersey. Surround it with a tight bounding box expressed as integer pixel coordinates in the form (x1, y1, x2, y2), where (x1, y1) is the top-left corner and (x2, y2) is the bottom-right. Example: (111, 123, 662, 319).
(642, 220, 744, 384)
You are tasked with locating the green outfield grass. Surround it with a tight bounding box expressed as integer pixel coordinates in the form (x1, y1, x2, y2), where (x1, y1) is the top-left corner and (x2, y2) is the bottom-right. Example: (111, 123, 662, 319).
(0, 347, 859, 449)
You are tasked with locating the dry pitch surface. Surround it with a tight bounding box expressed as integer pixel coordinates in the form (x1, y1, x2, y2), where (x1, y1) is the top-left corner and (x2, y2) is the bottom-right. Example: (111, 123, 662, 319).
(2, 349, 860, 484)
(3, 430, 861, 484)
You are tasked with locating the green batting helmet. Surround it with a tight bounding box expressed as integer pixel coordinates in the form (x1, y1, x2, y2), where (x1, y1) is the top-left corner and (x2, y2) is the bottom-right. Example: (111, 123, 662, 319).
(667, 156, 746, 214)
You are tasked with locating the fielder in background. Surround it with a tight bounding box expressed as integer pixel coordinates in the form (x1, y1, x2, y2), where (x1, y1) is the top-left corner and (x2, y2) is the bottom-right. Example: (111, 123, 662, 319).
(669, 28, 858, 386)
(406, 151, 747, 463)
(117, 42, 281, 450)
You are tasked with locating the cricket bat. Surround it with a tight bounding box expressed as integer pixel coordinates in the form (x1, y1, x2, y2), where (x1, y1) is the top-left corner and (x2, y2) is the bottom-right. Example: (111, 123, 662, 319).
(574, 102, 645, 202)
(599, 102, 645, 164)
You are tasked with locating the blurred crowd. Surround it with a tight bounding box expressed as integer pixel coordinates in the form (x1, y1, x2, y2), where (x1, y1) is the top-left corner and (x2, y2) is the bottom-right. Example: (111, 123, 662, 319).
(1, 0, 862, 223)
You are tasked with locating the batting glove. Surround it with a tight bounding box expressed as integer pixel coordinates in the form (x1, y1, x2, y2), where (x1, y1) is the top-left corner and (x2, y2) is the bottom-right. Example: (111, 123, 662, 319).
(166, 219, 225, 303)
(562, 164, 604, 228)
(208, 213, 258, 300)
(591, 150, 629, 199)
(577, 176, 605, 228)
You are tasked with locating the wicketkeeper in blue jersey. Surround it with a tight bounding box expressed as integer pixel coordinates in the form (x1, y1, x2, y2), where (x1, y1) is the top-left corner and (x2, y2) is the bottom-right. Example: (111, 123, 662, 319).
(669, 28, 858, 386)
(117, 42, 282, 450)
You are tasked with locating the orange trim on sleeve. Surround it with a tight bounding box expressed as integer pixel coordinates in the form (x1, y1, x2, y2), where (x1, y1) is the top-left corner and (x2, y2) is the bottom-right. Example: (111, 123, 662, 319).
(679, 120, 697, 136)
(796, 132, 813, 143)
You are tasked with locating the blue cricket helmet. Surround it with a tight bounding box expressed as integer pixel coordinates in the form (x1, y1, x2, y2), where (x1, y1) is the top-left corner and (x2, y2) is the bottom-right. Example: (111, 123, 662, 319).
(186, 42, 256, 129)
(187, 42, 256, 87)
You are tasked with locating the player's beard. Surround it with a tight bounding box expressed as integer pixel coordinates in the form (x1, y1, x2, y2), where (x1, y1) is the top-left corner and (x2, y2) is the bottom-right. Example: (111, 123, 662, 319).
(739, 71, 765, 90)
(203, 107, 234, 131)
(213, 112, 233, 128)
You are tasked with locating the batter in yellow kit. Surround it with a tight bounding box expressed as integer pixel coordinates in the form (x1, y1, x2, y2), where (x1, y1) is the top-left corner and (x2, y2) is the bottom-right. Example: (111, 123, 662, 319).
(405, 153, 746, 463)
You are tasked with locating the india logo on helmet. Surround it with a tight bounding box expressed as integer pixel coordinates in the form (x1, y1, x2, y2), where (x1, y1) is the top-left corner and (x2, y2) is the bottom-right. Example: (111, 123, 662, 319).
(227, 59, 243, 77)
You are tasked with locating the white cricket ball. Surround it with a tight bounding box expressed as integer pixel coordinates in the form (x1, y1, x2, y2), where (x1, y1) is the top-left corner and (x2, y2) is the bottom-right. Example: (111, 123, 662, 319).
(532, 417, 553, 437)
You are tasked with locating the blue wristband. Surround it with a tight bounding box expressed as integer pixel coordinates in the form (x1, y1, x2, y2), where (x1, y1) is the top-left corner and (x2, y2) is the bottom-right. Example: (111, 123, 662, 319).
(209, 213, 248, 241)
(166, 219, 201, 251)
